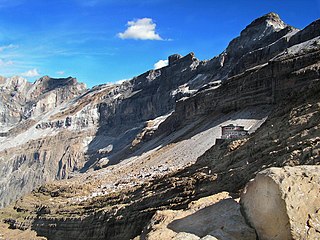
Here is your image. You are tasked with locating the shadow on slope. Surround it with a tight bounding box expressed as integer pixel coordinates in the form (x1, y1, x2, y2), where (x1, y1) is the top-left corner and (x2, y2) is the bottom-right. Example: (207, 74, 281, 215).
(81, 103, 271, 173)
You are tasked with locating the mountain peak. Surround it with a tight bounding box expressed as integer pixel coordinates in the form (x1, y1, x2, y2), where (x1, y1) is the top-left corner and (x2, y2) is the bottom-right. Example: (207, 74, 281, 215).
(225, 12, 289, 58)
(255, 12, 286, 29)
(241, 12, 287, 37)
(260, 12, 282, 22)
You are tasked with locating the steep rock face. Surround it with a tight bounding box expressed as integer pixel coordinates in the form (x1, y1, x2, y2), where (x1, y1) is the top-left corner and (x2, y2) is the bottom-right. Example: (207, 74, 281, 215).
(228, 13, 288, 53)
(0, 130, 94, 208)
(205, 12, 295, 80)
(0, 76, 31, 127)
(241, 166, 320, 240)
(99, 52, 199, 131)
(24, 76, 86, 120)
(0, 76, 88, 207)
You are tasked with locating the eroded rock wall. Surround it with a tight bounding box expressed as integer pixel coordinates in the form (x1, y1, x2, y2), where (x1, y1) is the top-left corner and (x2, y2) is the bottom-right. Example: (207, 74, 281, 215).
(0, 130, 92, 208)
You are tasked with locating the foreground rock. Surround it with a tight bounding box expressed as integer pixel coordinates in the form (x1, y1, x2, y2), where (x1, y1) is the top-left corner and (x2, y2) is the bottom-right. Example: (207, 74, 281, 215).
(241, 166, 320, 240)
(141, 192, 256, 240)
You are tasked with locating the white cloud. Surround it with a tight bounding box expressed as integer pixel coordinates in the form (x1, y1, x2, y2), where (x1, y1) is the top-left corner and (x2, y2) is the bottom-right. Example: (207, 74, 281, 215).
(56, 71, 65, 75)
(21, 68, 40, 77)
(154, 59, 168, 69)
(116, 78, 131, 84)
(0, 59, 14, 67)
(117, 18, 163, 40)
(0, 44, 17, 52)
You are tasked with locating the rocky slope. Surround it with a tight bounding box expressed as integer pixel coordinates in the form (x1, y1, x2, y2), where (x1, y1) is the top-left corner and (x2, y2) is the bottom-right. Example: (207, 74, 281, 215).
(0, 12, 319, 239)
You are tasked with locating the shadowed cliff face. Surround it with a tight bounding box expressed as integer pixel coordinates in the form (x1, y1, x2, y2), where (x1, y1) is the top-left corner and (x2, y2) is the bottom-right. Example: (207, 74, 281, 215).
(0, 12, 319, 214)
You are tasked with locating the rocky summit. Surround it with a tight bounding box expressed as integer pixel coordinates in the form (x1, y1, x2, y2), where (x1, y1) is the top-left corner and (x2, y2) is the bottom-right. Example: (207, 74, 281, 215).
(0, 12, 319, 240)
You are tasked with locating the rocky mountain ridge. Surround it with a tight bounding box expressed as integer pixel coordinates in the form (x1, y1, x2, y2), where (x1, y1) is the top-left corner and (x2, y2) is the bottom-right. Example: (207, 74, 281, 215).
(0, 12, 319, 239)
(0, 76, 86, 128)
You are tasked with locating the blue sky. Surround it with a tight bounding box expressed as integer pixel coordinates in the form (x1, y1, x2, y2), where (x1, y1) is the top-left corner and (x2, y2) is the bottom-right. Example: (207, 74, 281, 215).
(0, 0, 319, 87)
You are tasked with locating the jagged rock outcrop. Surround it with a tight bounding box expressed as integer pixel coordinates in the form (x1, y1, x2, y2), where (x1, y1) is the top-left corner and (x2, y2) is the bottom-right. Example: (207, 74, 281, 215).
(240, 166, 320, 240)
(168, 54, 183, 65)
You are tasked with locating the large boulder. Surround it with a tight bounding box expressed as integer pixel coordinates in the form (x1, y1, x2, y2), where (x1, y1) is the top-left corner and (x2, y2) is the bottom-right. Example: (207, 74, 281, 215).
(240, 166, 320, 240)
(141, 192, 256, 240)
